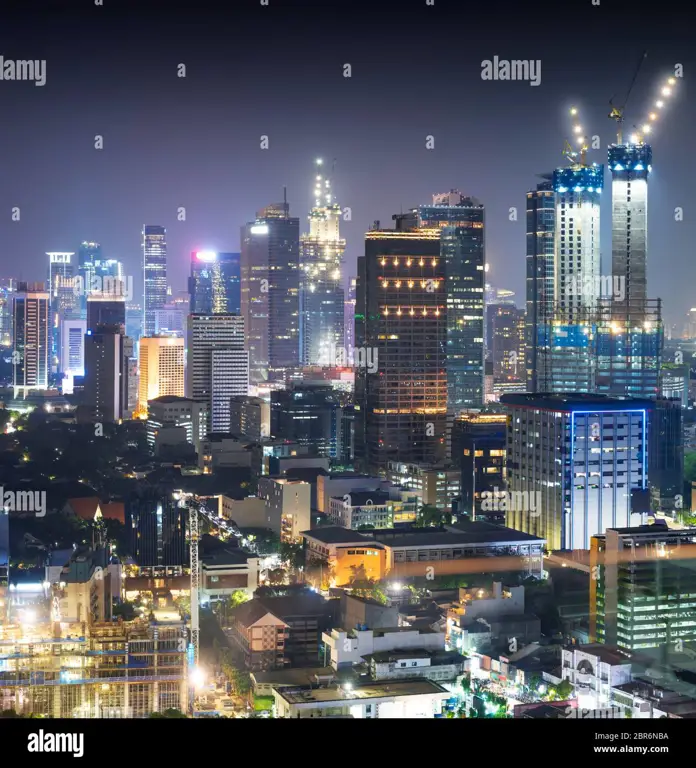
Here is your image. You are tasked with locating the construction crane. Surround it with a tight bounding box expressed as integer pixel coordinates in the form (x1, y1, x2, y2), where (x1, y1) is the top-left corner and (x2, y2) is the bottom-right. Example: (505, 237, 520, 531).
(609, 50, 647, 144)
(629, 74, 678, 144)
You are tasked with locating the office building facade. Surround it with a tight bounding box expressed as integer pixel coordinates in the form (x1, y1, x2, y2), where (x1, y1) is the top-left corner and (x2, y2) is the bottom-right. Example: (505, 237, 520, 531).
(12, 284, 50, 398)
(241, 202, 300, 383)
(355, 216, 446, 475)
(138, 336, 185, 413)
(502, 393, 652, 551)
(189, 251, 241, 315)
(142, 225, 167, 337)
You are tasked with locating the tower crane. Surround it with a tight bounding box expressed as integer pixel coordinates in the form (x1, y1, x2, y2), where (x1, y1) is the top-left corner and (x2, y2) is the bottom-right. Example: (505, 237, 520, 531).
(608, 50, 647, 144)
(563, 106, 589, 167)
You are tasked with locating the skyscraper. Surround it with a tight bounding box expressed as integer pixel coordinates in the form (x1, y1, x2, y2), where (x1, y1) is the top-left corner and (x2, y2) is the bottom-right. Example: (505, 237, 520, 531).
(77, 241, 102, 317)
(187, 314, 248, 432)
(595, 141, 662, 398)
(86, 293, 126, 334)
(0, 279, 15, 348)
(299, 160, 345, 366)
(46, 252, 78, 371)
(418, 191, 485, 411)
(355, 215, 446, 475)
(138, 336, 185, 413)
(189, 251, 241, 315)
(60, 318, 87, 378)
(524, 177, 555, 391)
(536, 159, 604, 392)
(344, 276, 356, 352)
(142, 225, 167, 337)
(84, 329, 125, 422)
(13, 283, 50, 398)
(241, 200, 300, 383)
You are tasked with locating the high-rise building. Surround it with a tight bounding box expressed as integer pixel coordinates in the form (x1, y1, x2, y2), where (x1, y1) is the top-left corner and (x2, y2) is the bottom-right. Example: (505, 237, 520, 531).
(271, 384, 343, 459)
(344, 276, 356, 352)
(524, 177, 555, 391)
(86, 293, 126, 334)
(355, 215, 446, 475)
(0, 279, 15, 348)
(60, 318, 87, 378)
(138, 336, 185, 413)
(77, 241, 102, 317)
(187, 313, 247, 432)
(451, 411, 507, 521)
(229, 395, 270, 441)
(502, 393, 652, 551)
(299, 161, 345, 366)
(142, 225, 167, 337)
(418, 191, 485, 410)
(84, 329, 125, 422)
(488, 304, 525, 382)
(648, 398, 683, 514)
(189, 251, 241, 315)
(46, 252, 78, 370)
(590, 522, 696, 652)
(241, 200, 300, 383)
(537, 162, 604, 392)
(125, 303, 143, 344)
(595, 142, 662, 398)
(12, 283, 50, 398)
(126, 490, 188, 567)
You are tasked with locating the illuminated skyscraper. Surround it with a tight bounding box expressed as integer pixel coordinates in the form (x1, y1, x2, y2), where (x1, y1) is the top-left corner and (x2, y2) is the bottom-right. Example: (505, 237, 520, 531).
(12, 283, 50, 398)
(142, 225, 167, 337)
(418, 191, 485, 410)
(524, 177, 555, 391)
(241, 199, 300, 383)
(344, 276, 356, 351)
(0, 279, 15, 348)
(596, 141, 662, 398)
(187, 313, 248, 432)
(46, 252, 78, 370)
(355, 215, 446, 475)
(138, 336, 185, 413)
(77, 241, 102, 317)
(189, 251, 241, 315)
(299, 160, 345, 366)
(537, 157, 604, 392)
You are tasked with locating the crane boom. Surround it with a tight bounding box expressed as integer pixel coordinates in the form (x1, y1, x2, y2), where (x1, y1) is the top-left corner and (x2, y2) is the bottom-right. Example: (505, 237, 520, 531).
(609, 50, 647, 144)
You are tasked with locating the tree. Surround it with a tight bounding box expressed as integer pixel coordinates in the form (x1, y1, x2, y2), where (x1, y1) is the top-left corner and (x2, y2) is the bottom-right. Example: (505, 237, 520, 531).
(149, 708, 187, 718)
(113, 601, 137, 621)
(555, 679, 573, 700)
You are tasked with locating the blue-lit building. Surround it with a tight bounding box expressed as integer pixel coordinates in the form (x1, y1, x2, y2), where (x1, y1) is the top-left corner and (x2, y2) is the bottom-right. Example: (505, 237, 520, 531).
(502, 393, 652, 551)
(418, 191, 485, 410)
(536, 163, 604, 393)
(142, 226, 167, 338)
(189, 251, 241, 315)
(596, 142, 663, 399)
(525, 176, 555, 392)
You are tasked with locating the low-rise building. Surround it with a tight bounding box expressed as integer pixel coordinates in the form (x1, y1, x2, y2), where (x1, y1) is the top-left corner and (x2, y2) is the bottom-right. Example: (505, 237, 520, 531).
(301, 528, 387, 587)
(363, 649, 466, 684)
(258, 478, 311, 544)
(200, 536, 259, 602)
(328, 490, 418, 529)
(199, 433, 254, 473)
(387, 462, 461, 513)
(323, 626, 445, 670)
(561, 644, 633, 711)
(272, 678, 449, 718)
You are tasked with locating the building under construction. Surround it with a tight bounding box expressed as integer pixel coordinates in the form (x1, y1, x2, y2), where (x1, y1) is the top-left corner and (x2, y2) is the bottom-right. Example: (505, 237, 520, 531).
(0, 617, 188, 718)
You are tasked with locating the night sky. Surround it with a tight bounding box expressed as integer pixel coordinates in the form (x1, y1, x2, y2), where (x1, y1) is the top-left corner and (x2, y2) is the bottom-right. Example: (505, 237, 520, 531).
(1, 0, 694, 328)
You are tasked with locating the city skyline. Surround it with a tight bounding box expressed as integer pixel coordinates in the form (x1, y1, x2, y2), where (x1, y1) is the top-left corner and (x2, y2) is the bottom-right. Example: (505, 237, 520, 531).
(0, 2, 693, 328)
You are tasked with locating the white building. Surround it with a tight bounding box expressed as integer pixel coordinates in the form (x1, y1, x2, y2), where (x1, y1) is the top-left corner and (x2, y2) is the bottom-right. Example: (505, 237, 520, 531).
(273, 679, 449, 719)
(323, 626, 444, 670)
(258, 478, 311, 543)
(562, 644, 632, 711)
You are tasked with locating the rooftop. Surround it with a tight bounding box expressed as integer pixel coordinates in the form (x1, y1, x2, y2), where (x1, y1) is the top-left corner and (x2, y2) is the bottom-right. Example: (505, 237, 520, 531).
(566, 643, 632, 667)
(368, 521, 544, 548)
(277, 678, 448, 705)
(301, 526, 381, 546)
(500, 392, 655, 412)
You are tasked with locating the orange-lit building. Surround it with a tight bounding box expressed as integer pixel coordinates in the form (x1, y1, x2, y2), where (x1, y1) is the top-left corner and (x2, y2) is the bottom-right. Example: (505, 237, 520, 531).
(301, 528, 387, 588)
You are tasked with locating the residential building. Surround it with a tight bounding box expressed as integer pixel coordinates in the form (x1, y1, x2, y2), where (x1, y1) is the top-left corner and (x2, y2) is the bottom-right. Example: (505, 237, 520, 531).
(258, 478, 311, 543)
(12, 283, 50, 398)
(561, 644, 632, 711)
